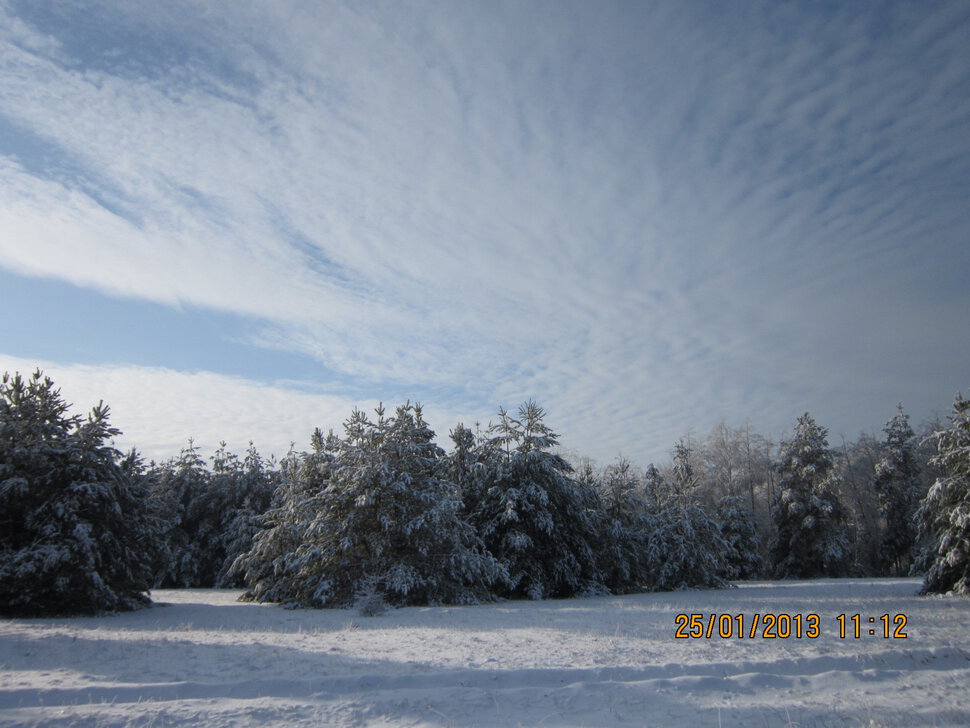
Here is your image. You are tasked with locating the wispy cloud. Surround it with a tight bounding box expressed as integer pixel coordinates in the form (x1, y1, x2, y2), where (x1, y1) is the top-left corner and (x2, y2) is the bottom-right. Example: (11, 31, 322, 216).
(1, 1, 968, 464)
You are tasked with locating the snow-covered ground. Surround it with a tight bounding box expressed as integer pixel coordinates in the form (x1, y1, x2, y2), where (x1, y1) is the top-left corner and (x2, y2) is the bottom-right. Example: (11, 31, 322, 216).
(1, 578, 968, 727)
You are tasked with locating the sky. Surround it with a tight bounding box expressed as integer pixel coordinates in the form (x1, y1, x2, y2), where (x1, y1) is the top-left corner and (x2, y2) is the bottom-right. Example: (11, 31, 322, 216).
(1, 0, 968, 467)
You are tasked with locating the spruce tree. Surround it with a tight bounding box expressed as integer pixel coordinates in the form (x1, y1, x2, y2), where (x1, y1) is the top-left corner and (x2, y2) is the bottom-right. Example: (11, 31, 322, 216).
(0, 370, 152, 615)
(918, 393, 970, 595)
(769, 413, 850, 579)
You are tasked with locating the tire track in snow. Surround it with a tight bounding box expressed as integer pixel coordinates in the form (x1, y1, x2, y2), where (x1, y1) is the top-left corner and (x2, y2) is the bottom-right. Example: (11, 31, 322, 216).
(2, 646, 967, 710)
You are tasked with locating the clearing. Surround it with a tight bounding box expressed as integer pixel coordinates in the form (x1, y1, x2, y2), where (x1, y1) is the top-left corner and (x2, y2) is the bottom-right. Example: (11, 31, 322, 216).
(1, 578, 968, 727)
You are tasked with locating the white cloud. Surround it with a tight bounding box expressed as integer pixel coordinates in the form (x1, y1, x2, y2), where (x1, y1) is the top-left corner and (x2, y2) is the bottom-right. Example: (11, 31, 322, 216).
(1, 2, 968, 465)
(0, 353, 509, 465)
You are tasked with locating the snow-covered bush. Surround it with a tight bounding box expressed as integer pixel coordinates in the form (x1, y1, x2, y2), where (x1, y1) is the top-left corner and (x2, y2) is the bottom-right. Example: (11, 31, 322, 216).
(354, 575, 390, 616)
(0, 370, 153, 616)
(918, 393, 970, 595)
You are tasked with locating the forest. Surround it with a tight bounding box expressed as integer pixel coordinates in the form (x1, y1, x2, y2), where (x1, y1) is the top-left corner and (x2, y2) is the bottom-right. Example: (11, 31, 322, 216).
(1, 368, 968, 617)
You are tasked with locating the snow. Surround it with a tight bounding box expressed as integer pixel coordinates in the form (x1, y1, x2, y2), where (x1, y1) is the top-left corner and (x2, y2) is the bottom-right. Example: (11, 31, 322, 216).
(1, 578, 968, 727)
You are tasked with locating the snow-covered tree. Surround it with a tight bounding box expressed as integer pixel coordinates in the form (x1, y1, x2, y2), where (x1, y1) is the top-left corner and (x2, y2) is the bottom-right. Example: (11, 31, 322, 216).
(441, 422, 494, 521)
(716, 494, 764, 580)
(644, 441, 729, 590)
(239, 404, 504, 607)
(918, 393, 970, 595)
(591, 458, 653, 593)
(872, 406, 924, 576)
(232, 431, 340, 604)
(0, 370, 152, 616)
(640, 463, 669, 512)
(769, 413, 851, 579)
(832, 433, 884, 576)
(471, 401, 606, 599)
(215, 443, 278, 587)
(147, 440, 276, 588)
(146, 441, 211, 587)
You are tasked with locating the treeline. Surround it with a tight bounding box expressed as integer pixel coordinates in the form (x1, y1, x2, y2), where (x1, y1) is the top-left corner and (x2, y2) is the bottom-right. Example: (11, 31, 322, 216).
(1, 369, 968, 616)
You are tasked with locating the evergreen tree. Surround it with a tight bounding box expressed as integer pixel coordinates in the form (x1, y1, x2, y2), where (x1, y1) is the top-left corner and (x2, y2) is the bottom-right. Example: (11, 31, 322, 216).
(0, 370, 152, 616)
(146, 440, 275, 588)
(441, 422, 494, 521)
(147, 440, 211, 587)
(918, 393, 970, 595)
(769, 413, 851, 579)
(641, 463, 669, 513)
(233, 430, 340, 603)
(644, 441, 729, 590)
(216, 443, 277, 587)
(471, 401, 606, 599)
(716, 494, 764, 580)
(238, 404, 504, 607)
(873, 406, 923, 575)
(592, 458, 653, 593)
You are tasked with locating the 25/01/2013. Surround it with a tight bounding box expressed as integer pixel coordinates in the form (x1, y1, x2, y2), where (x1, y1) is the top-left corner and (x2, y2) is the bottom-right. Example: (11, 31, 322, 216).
(674, 613, 908, 639)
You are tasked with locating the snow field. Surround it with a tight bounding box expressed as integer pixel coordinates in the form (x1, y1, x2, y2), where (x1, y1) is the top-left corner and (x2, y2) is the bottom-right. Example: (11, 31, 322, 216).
(0, 578, 968, 727)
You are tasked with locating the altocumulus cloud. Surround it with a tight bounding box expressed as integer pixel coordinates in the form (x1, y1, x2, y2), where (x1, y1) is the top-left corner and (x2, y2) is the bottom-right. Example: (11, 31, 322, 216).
(1, 0, 969, 465)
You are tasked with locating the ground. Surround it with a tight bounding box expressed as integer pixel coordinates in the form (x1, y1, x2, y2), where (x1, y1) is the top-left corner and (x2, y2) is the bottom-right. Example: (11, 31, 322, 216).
(1, 578, 968, 727)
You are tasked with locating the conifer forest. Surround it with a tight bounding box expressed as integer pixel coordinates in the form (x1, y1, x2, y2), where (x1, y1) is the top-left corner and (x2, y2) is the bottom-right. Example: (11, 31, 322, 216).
(2, 368, 969, 617)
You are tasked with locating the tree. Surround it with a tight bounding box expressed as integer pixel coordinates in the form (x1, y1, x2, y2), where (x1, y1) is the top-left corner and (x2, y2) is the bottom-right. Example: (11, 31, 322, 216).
(918, 393, 970, 595)
(146, 440, 211, 587)
(237, 404, 504, 607)
(591, 458, 653, 593)
(716, 494, 764, 580)
(145, 440, 276, 589)
(769, 413, 850, 579)
(470, 401, 605, 599)
(232, 432, 340, 604)
(644, 441, 729, 590)
(0, 370, 152, 616)
(216, 443, 277, 587)
(872, 406, 923, 575)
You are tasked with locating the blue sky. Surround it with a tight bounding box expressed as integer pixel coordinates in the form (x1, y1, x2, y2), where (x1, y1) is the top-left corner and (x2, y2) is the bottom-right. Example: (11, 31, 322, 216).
(1, 0, 968, 465)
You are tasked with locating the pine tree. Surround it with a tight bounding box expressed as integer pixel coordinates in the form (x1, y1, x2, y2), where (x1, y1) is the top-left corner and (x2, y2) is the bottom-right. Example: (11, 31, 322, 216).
(441, 422, 493, 521)
(716, 494, 764, 580)
(216, 443, 277, 587)
(471, 401, 606, 599)
(233, 431, 340, 603)
(644, 441, 729, 590)
(147, 440, 211, 587)
(918, 393, 970, 595)
(592, 458, 653, 593)
(769, 413, 851, 579)
(0, 370, 153, 616)
(238, 404, 504, 607)
(873, 406, 923, 576)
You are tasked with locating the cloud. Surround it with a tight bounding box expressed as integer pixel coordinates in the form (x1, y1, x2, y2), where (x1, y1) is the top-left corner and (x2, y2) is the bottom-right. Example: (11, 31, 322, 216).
(1, 1, 968, 465)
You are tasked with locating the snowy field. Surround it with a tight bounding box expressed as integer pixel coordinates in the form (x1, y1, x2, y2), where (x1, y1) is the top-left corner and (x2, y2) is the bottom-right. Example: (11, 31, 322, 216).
(1, 578, 968, 728)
